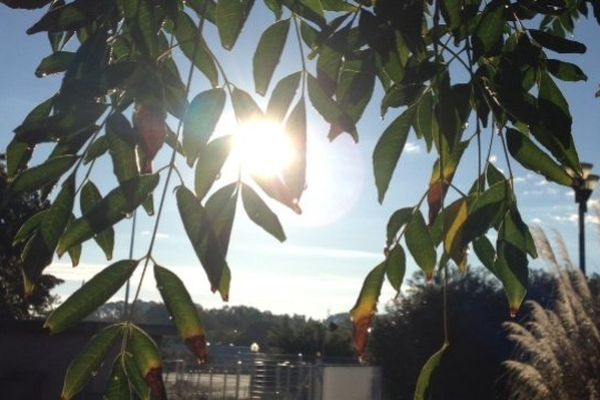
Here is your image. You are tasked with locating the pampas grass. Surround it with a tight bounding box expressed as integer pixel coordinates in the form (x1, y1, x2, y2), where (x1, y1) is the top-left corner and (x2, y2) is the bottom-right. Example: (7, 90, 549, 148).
(504, 204, 600, 400)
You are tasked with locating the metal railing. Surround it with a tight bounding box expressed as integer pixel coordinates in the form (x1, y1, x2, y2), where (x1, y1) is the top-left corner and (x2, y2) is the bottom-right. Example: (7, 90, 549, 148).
(163, 354, 325, 400)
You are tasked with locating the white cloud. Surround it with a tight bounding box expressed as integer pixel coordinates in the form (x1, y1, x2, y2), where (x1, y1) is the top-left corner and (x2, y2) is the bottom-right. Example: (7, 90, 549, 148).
(141, 230, 169, 239)
(535, 179, 548, 186)
(531, 217, 542, 224)
(405, 142, 420, 153)
(489, 155, 498, 163)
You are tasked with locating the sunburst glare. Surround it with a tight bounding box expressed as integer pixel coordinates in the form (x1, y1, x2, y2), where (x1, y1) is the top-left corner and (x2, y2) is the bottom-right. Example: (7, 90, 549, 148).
(232, 119, 294, 178)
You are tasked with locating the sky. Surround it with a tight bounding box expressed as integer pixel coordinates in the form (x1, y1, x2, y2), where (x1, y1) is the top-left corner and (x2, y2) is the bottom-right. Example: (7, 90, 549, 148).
(1, 6, 599, 319)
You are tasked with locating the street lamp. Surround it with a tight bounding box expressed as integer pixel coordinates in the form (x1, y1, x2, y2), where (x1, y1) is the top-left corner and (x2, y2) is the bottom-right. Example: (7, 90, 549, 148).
(570, 163, 599, 275)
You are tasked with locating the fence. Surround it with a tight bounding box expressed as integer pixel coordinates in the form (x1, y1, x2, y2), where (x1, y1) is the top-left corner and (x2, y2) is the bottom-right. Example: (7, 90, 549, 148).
(163, 353, 366, 400)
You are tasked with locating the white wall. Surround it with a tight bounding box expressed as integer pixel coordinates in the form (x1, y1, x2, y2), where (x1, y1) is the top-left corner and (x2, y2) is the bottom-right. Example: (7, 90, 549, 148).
(321, 366, 382, 400)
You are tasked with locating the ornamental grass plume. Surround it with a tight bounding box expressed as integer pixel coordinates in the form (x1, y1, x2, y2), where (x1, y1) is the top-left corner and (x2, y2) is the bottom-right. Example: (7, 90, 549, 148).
(504, 204, 600, 400)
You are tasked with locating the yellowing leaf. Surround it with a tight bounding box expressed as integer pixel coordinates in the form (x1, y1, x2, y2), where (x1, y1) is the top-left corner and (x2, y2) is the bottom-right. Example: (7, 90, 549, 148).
(154, 265, 208, 363)
(350, 262, 385, 356)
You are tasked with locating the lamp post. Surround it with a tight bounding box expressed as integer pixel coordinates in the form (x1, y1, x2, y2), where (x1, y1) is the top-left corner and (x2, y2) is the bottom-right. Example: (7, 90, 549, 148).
(571, 163, 599, 275)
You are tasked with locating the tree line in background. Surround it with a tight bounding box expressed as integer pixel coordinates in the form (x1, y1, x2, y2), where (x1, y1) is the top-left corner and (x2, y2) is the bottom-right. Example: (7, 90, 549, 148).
(0, 158, 63, 320)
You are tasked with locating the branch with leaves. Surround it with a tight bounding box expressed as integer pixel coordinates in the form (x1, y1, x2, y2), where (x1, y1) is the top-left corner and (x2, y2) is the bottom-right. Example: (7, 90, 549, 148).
(2, 0, 598, 398)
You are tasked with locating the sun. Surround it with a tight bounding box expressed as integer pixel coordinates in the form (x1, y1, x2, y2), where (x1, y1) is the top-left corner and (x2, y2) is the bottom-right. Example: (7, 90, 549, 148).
(232, 118, 294, 177)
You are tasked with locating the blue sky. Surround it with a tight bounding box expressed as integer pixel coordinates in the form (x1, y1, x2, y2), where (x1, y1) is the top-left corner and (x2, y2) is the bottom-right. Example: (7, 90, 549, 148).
(1, 6, 599, 318)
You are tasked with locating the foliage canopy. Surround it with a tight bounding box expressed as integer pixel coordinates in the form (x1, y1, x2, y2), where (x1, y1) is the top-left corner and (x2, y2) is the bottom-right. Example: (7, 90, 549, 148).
(2, 0, 599, 397)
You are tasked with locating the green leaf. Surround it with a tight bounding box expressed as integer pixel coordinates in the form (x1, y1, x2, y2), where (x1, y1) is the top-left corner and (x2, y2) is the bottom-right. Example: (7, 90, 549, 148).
(21, 231, 54, 297)
(405, 210, 437, 279)
(472, 4, 505, 58)
(300, 0, 324, 16)
(183, 88, 227, 166)
(495, 210, 529, 316)
(216, 0, 245, 49)
(373, 108, 413, 203)
(45, 260, 139, 333)
(252, 174, 302, 213)
(176, 185, 228, 291)
(40, 175, 74, 249)
(119, 0, 162, 57)
(307, 74, 357, 142)
(462, 181, 509, 244)
(173, 11, 219, 86)
(350, 262, 385, 356)
(232, 87, 263, 121)
(83, 135, 108, 164)
(57, 174, 159, 256)
(105, 354, 132, 400)
(546, 59, 588, 81)
(205, 183, 238, 257)
(253, 18, 290, 96)
(473, 235, 496, 274)
(123, 353, 150, 400)
(386, 245, 406, 291)
(10, 155, 77, 193)
(241, 183, 286, 242)
(6, 139, 32, 178)
(381, 84, 423, 117)
(35, 51, 75, 77)
(386, 207, 413, 247)
(13, 210, 47, 246)
(107, 113, 139, 183)
(267, 71, 302, 121)
(530, 29, 586, 53)
(154, 265, 208, 362)
(532, 73, 580, 172)
(27, 0, 110, 34)
(60, 324, 124, 400)
(414, 342, 449, 400)
(321, 0, 355, 11)
(264, 0, 282, 19)
(129, 325, 166, 400)
(283, 99, 307, 200)
(80, 181, 115, 260)
(194, 135, 234, 200)
(506, 128, 574, 187)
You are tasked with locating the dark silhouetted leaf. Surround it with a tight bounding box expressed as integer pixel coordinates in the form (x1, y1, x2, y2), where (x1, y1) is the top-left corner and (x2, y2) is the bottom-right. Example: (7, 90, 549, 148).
(183, 88, 227, 166)
(173, 11, 219, 86)
(176, 186, 228, 291)
(253, 18, 290, 95)
(283, 99, 307, 200)
(267, 71, 302, 121)
(547, 59, 588, 81)
(530, 29, 586, 53)
(105, 354, 132, 400)
(194, 135, 233, 200)
(241, 183, 286, 242)
(35, 51, 75, 77)
(216, 0, 245, 49)
(232, 88, 263, 121)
